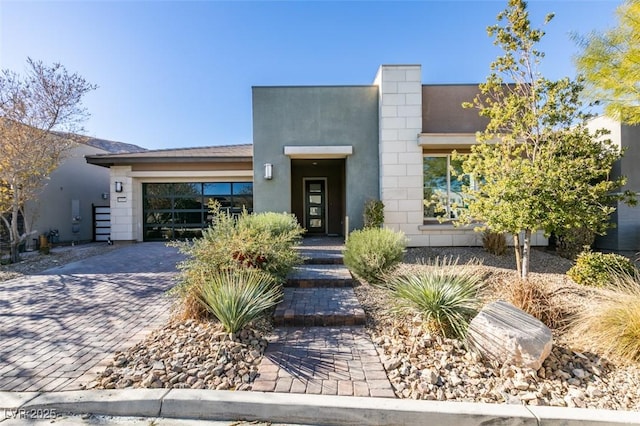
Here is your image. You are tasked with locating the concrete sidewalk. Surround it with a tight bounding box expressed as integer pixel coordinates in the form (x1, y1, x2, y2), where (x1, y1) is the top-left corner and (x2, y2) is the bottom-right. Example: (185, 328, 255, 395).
(0, 243, 184, 392)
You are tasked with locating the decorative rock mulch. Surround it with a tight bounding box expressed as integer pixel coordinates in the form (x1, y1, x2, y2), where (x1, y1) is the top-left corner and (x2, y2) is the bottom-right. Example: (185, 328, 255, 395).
(371, 321, 640, 410)
(90, 319, 268, 391)
(354, 246, 640, 411)
(0, 243, 120, 282)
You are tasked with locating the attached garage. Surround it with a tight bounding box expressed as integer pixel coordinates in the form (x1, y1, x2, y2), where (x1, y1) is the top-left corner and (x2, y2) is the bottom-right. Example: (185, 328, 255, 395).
(86, 145, 253, 242)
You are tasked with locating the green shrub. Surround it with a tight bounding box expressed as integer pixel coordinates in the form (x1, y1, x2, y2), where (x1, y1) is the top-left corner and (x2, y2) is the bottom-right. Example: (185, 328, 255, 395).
(567, 250, 638, 287)
(238, 211, 304, 239)
(390, 259, 483, 339)
(170, 209, 304, 320)
(363, 199, 385, 229)
(556, 227, 595, 260)
(343, 227, 406, 285)
(572, 271, 640, 362)
(197, 268, 282, 334)
(482, 230, 507, 255)
(175, 209, 304, 283)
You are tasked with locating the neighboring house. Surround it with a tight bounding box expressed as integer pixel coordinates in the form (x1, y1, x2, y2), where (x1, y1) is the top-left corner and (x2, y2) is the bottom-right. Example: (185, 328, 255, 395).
(587, 116, 640, 251)
(21, 137, 145, 246)
(86, 64, 638, 249)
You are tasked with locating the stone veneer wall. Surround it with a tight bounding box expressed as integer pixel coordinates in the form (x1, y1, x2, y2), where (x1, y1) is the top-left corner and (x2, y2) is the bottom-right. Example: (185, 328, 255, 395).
(374, 65, 428, 246)
(374, 65, 546, 247)
(109, 165, 136, 241)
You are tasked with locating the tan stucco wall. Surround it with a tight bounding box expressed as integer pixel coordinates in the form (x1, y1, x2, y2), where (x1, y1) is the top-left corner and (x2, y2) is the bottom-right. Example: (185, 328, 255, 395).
(132, 161, 252, 172)
(422, 85, 488, 134)
(24, 143, 110, 244)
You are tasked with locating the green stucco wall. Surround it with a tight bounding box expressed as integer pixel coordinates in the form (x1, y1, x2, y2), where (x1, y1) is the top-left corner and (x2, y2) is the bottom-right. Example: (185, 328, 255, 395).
(252, 86, 379, 231)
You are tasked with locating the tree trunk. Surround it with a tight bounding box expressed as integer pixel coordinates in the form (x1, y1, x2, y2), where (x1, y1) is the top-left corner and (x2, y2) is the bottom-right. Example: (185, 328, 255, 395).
(521, 229, 532, 279)
(9, 185, 21, 264)
(513, 233, 522, 278)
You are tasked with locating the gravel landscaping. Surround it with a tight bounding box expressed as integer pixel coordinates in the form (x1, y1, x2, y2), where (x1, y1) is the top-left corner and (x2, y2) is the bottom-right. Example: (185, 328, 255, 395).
(0, 242, 119, 282)
(5, 241, 639, 411)
(92, 319, 270, 391)
(354, 246, 640, 411)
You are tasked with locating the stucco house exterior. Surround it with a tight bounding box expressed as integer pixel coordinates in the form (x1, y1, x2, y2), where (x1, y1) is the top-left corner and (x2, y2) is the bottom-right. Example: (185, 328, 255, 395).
(18, 138, 144, 247)
(587, 116, 640, 251)
(85, 64, 639, 250)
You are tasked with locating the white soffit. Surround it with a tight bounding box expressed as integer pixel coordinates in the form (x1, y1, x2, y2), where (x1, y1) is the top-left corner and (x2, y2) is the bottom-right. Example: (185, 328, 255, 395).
(418, 133, 477, 146)
(284, 145, 353, 159)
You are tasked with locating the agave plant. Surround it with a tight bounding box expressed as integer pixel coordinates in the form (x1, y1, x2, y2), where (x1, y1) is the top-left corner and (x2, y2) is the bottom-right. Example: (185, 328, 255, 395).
(197, 268, 282, 334)
(391, 259, 483, 339)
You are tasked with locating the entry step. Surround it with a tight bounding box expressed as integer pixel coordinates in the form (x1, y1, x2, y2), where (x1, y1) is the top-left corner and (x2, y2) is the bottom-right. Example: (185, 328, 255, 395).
(274, 288, 366, 327)
(286, 265, 353, 288)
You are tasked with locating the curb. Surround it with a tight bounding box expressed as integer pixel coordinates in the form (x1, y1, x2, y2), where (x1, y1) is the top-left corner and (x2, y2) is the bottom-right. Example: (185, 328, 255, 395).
(1, 389, 638, 425)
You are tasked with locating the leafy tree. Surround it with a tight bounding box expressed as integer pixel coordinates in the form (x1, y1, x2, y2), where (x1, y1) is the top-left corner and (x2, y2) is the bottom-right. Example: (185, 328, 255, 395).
(0, 59, 96, 263)
(574, 0, 640, 125)
(461, 0, 632, 279)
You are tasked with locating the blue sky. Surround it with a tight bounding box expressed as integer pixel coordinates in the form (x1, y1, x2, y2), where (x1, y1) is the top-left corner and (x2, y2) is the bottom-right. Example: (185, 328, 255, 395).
(0, 0, 621, 150)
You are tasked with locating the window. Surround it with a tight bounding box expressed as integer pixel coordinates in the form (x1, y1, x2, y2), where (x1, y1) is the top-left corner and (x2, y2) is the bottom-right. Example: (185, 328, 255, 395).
(143, 182, 253, 241)
(423, 155, 474, 222)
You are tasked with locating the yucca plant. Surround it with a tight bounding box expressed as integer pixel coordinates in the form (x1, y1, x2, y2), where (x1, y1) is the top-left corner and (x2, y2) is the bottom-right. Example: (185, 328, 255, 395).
(391, 259, 483, 339)
(197, 268, 282, 334)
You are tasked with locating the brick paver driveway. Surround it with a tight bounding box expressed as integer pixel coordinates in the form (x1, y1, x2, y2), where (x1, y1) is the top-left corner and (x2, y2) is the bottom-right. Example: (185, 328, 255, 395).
(0, 242, 184, 392)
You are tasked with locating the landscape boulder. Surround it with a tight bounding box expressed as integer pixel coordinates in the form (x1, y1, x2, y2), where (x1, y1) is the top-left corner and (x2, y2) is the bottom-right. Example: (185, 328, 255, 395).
(466, 300, 553, 370)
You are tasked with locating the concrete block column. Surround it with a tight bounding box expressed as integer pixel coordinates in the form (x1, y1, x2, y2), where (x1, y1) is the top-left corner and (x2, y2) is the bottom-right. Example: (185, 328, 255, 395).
(110, 165, 136, 241)
(373, 65, 423, 242)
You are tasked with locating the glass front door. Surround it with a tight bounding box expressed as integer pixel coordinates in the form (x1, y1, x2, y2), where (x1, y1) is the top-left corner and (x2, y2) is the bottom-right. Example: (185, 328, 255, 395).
(304, 179, 326, 234)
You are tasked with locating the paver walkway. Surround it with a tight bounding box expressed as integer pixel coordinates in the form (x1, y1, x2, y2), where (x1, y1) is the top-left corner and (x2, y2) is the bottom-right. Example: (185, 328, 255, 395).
(253, 237, 395, 397)
(0, 242, 184, 392)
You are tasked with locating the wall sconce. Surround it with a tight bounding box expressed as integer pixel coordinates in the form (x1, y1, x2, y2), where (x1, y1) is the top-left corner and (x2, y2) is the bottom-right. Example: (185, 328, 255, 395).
(114, 181, 123, 193)
(264, 163, 273, 180)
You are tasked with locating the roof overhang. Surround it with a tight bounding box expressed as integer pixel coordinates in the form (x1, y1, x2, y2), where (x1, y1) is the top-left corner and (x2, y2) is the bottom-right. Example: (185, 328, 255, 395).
(284, 145, 353, 159)
(86, 155, 252, 168)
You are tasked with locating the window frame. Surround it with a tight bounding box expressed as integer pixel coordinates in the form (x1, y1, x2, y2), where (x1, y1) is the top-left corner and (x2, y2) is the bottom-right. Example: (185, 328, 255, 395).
(423, 153, 474, 224)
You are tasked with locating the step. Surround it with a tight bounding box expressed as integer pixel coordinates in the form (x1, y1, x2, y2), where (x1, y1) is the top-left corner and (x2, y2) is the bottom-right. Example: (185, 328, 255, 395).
(286, 265, 353, 288)
(273, 288, 366, 327)
(297, 248, 344, 265)
(296, 237, 345, 265)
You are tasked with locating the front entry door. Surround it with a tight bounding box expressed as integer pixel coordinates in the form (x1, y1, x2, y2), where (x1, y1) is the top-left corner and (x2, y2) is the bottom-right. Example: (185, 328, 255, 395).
(304, 179, 326, 234)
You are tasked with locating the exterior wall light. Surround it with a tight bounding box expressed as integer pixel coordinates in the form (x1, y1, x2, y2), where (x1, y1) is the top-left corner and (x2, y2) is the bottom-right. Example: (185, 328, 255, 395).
(264, 163, 273, 180)
(115, 181, 123, 193)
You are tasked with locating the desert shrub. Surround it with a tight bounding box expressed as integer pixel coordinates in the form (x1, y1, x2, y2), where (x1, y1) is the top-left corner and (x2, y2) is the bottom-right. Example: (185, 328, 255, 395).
(572, 271, 640, 362)
(170, 209, 304, 320)
(390, 258, 483, 339)
(502, 278, 568, 329)
(567, 250, 638, 287)
(482, 230, 507, 255)
(343, 227, 406, 285)
(238, 211, 304, 239)
(197, 268, 282, 334)
(556, 227, 595, 260)
(363, 199, 385, 229)
(176, 209, 304, 281)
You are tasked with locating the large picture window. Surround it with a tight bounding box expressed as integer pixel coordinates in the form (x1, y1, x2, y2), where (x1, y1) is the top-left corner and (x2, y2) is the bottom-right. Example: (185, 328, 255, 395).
(423, 155, 474, 222)
(143, 182, 253, 241)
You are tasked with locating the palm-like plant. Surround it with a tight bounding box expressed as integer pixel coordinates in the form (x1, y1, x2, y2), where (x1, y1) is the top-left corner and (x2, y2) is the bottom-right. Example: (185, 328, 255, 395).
(197, 268, 282, 334)
(391, 260, 483, 339)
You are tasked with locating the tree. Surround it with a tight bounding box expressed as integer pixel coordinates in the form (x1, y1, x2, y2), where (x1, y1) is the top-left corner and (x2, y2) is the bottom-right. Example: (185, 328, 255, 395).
(0, 58, 96, 263)
(461, 0, 632, 279)
(574, 0, 640, 125)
